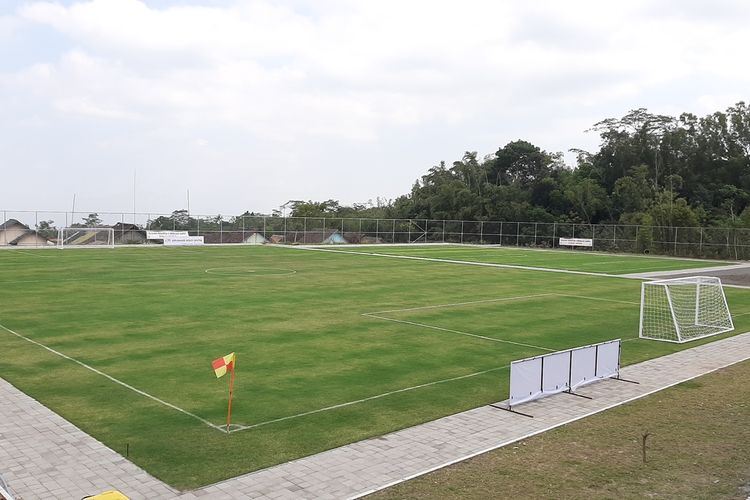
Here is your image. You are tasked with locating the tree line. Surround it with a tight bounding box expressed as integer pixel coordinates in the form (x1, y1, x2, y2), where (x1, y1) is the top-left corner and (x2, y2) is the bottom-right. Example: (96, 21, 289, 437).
(291, 102, 750, 229)
(36, 102, 750, 233)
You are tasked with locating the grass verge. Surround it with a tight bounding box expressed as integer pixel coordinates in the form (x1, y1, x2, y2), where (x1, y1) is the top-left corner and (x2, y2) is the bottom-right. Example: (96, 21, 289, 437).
(372, 359, 750, 499)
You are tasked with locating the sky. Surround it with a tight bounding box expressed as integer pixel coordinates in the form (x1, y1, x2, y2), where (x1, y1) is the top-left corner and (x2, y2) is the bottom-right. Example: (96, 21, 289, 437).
(1, 0, 749, 217)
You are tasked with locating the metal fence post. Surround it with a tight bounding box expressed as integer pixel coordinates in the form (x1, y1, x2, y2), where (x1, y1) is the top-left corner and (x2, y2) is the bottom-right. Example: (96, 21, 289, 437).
(516, 222, 520, 247)
(534, 222, 538, 246)
(480, 221, 484, 244)
(727, 228, 730, 254)
(699, 227, 703, 255)
(460, 221, 464, 244)
(552, 222, 556, 248)
(442, 220, 446, 242)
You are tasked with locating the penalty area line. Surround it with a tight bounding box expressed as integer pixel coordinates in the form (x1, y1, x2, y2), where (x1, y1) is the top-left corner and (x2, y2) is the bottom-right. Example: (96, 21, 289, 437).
(0, 322, 223, 432)
(362, 313, 556, 352)
(366, 293, 557, 315)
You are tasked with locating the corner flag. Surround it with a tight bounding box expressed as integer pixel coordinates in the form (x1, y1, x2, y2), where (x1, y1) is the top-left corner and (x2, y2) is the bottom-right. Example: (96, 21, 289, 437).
(212, 352, 235, 378)
(212, 352, 238, 433)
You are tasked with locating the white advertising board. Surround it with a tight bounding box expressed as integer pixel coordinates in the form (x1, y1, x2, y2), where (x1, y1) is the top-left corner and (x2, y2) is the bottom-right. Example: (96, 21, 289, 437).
(541, 351, 570, 394)
(508, 339, 621, 407)
(146, 230, 189, 239)
(569, 344, 597, 390)
(146, 231, 204, 246)
(559, 237, 593, 247)
(508, 357, 542, 405)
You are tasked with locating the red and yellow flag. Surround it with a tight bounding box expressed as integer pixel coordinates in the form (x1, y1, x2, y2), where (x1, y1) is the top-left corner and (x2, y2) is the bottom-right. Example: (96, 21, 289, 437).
(212, 352, 235, 378)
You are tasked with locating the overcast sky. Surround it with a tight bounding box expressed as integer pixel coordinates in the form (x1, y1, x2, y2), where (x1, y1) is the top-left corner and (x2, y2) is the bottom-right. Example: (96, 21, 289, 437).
(1, 0, 749, 217)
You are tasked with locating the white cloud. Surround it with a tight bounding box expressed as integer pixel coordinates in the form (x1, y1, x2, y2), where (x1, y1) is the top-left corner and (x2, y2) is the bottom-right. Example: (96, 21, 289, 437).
(2, 0, 750, 214)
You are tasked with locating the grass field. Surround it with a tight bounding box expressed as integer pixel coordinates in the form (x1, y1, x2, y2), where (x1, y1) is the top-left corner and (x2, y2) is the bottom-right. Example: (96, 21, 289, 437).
(1, 244, 749, 489)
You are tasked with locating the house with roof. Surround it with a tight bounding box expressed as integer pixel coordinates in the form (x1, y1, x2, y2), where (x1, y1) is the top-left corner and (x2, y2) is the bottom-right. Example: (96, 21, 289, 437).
(112, 222, 147, 245)
(0, 219, 52, 247)
(202, 231, 269, 244)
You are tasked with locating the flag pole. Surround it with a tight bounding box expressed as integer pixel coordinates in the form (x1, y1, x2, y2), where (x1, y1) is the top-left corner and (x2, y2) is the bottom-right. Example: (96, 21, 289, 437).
(226, 356, 236, 433)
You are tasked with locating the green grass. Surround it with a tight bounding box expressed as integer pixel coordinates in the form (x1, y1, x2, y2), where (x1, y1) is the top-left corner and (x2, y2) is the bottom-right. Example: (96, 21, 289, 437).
(0, 244, 748, 489)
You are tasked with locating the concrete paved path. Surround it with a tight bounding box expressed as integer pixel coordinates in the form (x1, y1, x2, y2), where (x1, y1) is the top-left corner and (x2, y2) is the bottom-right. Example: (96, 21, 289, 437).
(2, 332, 750, 499)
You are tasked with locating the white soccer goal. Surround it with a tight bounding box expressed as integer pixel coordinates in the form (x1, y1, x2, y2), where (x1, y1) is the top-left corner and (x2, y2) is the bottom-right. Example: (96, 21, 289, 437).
(639, 276, 734, 343)
(57, 227, 115, 249)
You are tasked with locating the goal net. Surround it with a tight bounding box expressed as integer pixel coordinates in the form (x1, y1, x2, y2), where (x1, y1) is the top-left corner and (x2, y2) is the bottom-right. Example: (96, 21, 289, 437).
(639, 276, 734, 343)
(58, 227, 115, 249)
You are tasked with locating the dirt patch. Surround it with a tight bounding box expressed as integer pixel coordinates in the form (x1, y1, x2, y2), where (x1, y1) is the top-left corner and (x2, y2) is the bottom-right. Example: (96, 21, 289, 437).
(648, 266, 750, 287)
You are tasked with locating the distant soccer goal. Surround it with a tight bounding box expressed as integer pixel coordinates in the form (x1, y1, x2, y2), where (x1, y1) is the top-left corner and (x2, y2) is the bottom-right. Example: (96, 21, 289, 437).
(57, 227, 115, 249)
(639, 276, 734, 343)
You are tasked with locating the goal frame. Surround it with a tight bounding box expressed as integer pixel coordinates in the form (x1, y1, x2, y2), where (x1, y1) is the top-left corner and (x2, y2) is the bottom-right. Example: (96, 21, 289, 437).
(57, 227, 115, 249)
(638, 276, 734, 343)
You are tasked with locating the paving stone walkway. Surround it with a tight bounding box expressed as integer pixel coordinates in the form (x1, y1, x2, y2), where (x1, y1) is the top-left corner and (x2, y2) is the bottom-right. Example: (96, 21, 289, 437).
(2, 332, 750, 500)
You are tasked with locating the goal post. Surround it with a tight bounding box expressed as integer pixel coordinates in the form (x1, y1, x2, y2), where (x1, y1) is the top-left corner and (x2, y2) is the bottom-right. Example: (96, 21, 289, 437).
(57, 227, 115, 249)
(639, 276, 734, 343)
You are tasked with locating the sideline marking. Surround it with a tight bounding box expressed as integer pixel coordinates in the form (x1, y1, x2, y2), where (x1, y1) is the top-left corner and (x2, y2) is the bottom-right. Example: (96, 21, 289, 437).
(0, 322, 223, 432)
(0, 249, 56, 258)
(0, 322, 516, 435)
(290, 246, 631, 279)
(288, 245, 747, 281)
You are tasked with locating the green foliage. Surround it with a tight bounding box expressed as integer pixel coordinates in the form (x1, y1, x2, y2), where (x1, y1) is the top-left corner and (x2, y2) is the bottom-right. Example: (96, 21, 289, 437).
(280, 102, 750, 230)
(71, 213, 103, 228)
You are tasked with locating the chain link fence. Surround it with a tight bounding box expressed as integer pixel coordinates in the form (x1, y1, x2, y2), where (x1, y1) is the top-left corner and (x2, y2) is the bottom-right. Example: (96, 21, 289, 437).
(2, 209, 749, 260)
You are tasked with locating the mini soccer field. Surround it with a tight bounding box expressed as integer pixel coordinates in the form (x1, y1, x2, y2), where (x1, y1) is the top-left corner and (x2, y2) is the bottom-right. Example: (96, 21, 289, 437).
(1, 244, 749, 489)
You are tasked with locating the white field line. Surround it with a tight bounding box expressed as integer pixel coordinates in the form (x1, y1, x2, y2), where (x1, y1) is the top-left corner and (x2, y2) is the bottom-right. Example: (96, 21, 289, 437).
(0, 249, 57, 258)
(293, 246, 750, 286)
(227, 365, 511, 433)
(363, 313, 556, 352)
(329, 242, 736, 265)
(0, 322, 224, 432)
(0, 321, 518, 436)
(350, 332, 750, 499)
(291, 245, 623, 279)
(363, 293, 639, 350)
(0, 277, 91, 285)
(366, 293, 556, 315)
(620, 263, 750, 278)
(553, 294, 639, 306)
(419, 242, 738, 264)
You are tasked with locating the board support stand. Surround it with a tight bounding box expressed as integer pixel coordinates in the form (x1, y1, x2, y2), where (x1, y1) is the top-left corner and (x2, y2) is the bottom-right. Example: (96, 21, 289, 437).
(563, 390, 592, 400)
(489, 403, 534, 418)
(611, 375, 639, 384)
